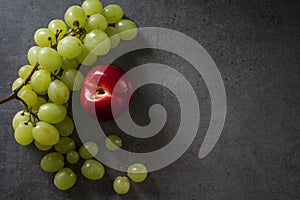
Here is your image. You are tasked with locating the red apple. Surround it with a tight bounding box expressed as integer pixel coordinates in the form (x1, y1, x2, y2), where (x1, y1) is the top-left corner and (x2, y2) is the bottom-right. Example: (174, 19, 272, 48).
(80, 65, 133, 122)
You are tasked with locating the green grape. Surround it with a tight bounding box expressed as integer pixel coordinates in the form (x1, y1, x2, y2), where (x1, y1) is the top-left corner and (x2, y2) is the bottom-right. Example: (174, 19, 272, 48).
(54, 168, 77, 190)
(82, 0, 103, 16)
(102, 4, 123, 24)
(37, 47, 62, 73)
(79, 141, 99, 159)
(81, 159, 105, 180)
(38, 103, 67, 124)
(54, 116, 74, 137)
(64, 6, 87, 28)
(48, 19, 67, 40)
(34, 28, 55, 47)
(57, 36, 83, 59)
(127, 163, 148, 183)
(83, 30, 110, 56)
(34, 140, 52, 151)
(105, 135, 122, 151)
(18, 89, 38, 108)
(85, 14, 108, 32)
(48, 80, 70, 104)
(62, 58, 80, 70)
(32, 97, 47, 113)
(18, 65, 33, 79)
(115, 19, 138, 41)
(76, 44, 97, 65)
(30, 69, 51, 95)
(54, 137, 76, 154)
(61, 69, 84, 91)
(14, 123, 33, 146)
(40, 152, 65, 172)
(113, 176, 130, 195)
(66, 151, 80, 164)
(27, 46, 41, 65)
(12, 78, 32, 96)
(105, 27, 120, 49)
(12, 111, 31, 130)
(32, 121, 60, 145)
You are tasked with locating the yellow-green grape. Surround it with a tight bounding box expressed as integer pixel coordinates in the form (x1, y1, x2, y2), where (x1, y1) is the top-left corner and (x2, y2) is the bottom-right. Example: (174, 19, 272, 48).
(54, 116, 74, 137)
(62, 58, 80, 70)
(127, 163, 148, 183)
(85, 14, 108, 32)
(48, 80, 70, 105)
(76, 44, 97, 65)
(34, 140, 52, 151)
(115, 19, 138, 41)
(105, 135, 122, 151)
(82, 0, 103, 16)
(48, 19, 67, 40)
(105, 27, 120, 49)
(54, 168, 77, 190)
(40, 152, 65, 172)
(102, 4, 123, 24)
(64, 6, 87, 28)
(61, 69, 84, 91)
(32, 97, 47, 113)
(14, 123, 34, 146)
(34, 28, 55, 47)
(113, 176, 130, 195)
(57, 36, 83, 59)
(83, 30, 110, 56)
(79, 141, 99, 159)
(81, 159, 105, 180)
(18, 65, 33, 79)
(18, 89, 38, 108)
(37, 47, 62, 73)
(32, 121, 60, 146)
(66, 151, 79, 164)
(30, 69, 51, 95)
(12, 111, 31, 130)
(38, 103, 67, 124)
(27, 46, 41, 65)
(12, 78, 32, 96)
(54, 137, 76, 154)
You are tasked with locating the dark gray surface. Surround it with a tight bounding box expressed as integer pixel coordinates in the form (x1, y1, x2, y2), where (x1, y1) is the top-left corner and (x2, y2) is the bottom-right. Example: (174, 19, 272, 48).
(0, 0, 299, 199)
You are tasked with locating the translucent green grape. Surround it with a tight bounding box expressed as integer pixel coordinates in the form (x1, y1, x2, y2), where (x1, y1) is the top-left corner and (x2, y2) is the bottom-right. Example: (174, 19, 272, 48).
(54, 137, 76, 154)
(37, 47, 62, 73)
(27, 46, 41, 65)
(32, 97, 47, 113)
(38, 103, 67, 124)
(18, 65, 33, 79)
(76, 44, 97, 65)
(54, 116, 74, 137)
(34, 140, 52, 151)
(12, 111, 31, 130)
(127, 163, 148, 183)
(34, 28, 55, 47)
(61, 68, 84, 91)
(48, 19, 67, 40)
(105, 27, 120, 49)
(103, 4, 123, 24)
(105, 135, 122, 151)
(54, 168, 77, 190)
(82, 0, 103, 16)
(32, 121, 60, 146)
(57, 36, 83, 59)
(83, 30, 110, 56)
(64, 6, 87, 28)
(61, 58, 80, 70)
(85, 14, 108, 32)
(30, 69, 51, 95)
(18, 89, 38, 108)
(48, 80, 70, 105)
(14, 123, 33, 146)
(113, 176, 130, 195)
(79, 141, 99, 159)
(12, 78, 32, 96)
(40, 152, 65, 172)
(81, 159, 105, 180)
(115, 19, 138, 41)
(66, 151, 80, 164)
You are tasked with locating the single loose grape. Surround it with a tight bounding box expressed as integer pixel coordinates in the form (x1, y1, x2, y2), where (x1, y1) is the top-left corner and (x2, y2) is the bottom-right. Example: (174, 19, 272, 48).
(14, 123, 33, 146)
(64, 6, 87, 28)
(83, 30, 110, 56)
(48, 19, 67, 40)
(40, 152, 65, 172)
(79, 141, 99, 159)
(115, 19, 138, 41)
(34, 140, 52, 151)
(61, 69, 84, 91)
(82, 0, 103, 16)
(57, 36, 83, 59)
(27, 46, 41, 65)
(32, 121, 60, 146)
(18, 89, 38, 108)
(54, 137, 76, 154)
(113, 176, 130, 195)
(54, 116, 74, 137)
(105, 135, 122, 151)
(127, 163, 148, 183)
(37, 47, 62, 73)
(66, 151, 80, 164)
(102, 4, 123, 24)
(18, 65, 33, 79)
(54, 168, 77, 190)
(85, 14, 108, 32)
(81, 159, 105, 180)
(38, 103, 67, 124)
(34, 28, 55, 47)
(30, 69, 51, 95)
(105, 27, 120, 49)
(48, 80, 70, 105)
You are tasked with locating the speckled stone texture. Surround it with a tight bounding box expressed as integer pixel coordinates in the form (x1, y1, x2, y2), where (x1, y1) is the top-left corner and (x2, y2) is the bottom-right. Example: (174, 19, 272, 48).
(0, 0, 299, 199)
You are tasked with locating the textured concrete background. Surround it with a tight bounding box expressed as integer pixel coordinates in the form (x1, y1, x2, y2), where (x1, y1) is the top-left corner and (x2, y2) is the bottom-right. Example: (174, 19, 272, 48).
(0, 0, 299, 199)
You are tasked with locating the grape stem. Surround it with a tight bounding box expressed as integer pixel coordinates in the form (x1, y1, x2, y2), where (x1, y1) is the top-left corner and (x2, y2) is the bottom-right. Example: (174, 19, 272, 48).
(0, 62, 39, 104)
